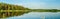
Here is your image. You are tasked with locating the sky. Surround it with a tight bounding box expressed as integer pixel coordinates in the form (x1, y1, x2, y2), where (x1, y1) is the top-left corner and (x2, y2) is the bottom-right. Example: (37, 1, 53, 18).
(0, 0, 60, 9)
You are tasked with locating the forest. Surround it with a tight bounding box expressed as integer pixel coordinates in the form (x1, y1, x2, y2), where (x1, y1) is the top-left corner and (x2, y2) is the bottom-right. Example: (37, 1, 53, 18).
(0, 3, 30, 18)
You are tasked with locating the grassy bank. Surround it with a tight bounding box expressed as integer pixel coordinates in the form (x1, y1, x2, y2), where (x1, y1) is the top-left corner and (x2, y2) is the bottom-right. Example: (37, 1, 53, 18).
(31, 9, 60, 12)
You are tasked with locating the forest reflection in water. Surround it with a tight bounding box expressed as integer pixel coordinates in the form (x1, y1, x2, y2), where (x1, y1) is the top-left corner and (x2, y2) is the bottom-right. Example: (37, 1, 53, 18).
(0, 10, 30, 18)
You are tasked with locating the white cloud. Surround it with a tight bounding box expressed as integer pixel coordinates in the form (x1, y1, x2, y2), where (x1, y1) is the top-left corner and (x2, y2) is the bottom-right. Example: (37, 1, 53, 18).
(20, 2, 46, 9)
(46, 0, 56, 1)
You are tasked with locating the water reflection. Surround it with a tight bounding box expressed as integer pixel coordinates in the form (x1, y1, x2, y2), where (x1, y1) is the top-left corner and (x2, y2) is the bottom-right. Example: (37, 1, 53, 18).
(6, 12, 60, 19)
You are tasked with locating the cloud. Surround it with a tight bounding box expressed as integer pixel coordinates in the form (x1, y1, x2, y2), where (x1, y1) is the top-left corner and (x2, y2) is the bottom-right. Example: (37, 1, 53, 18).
(45, 0, 56, 1)
(19, 2, 46, 9)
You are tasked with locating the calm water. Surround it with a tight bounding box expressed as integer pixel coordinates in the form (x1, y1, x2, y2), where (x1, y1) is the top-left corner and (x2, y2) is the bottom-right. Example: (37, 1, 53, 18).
(6, 12, 60, 19)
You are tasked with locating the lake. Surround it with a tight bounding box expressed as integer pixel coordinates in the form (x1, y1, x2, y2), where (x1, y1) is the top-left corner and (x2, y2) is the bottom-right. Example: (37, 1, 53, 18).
(5, 12, 60, 19)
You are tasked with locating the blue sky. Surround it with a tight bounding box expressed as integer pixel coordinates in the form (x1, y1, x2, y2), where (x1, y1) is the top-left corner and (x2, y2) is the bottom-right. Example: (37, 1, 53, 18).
(0, 0, 60, 9)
